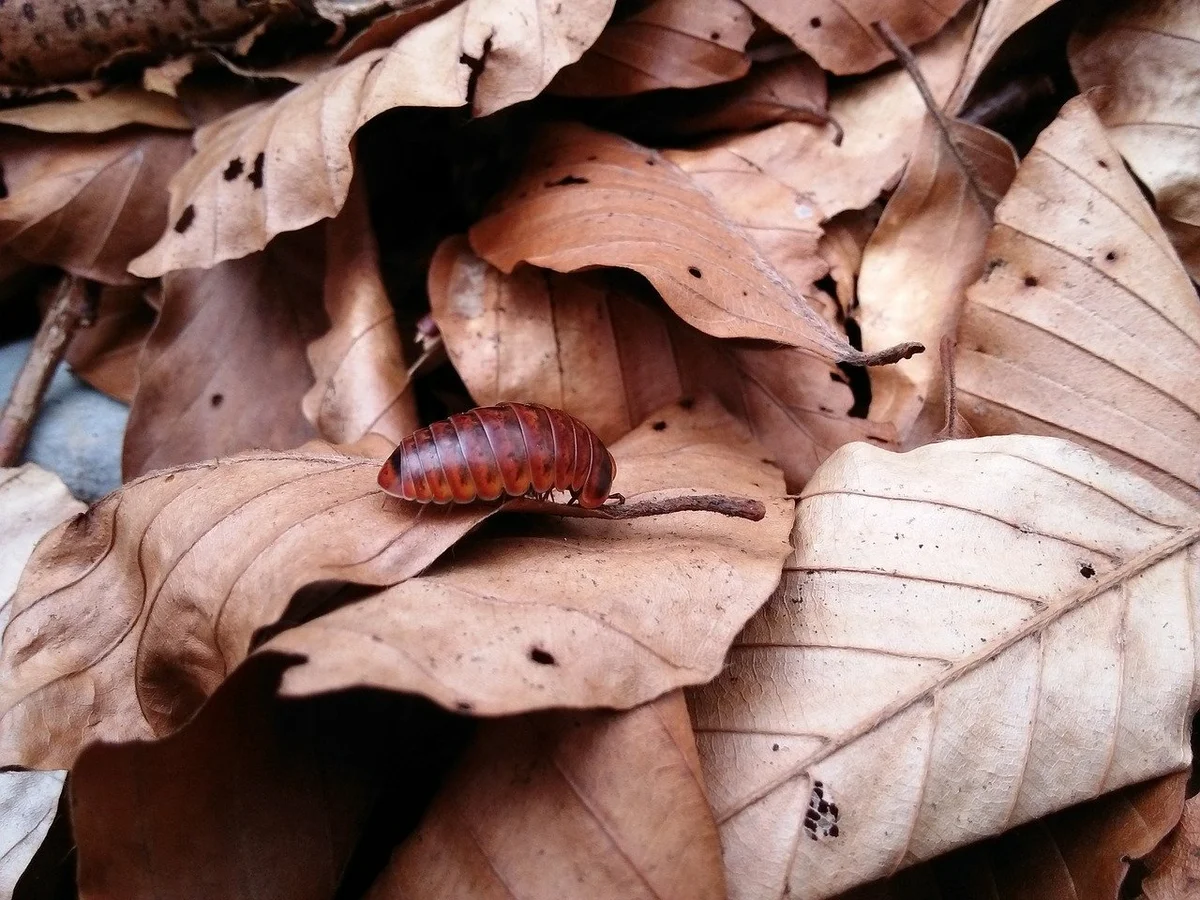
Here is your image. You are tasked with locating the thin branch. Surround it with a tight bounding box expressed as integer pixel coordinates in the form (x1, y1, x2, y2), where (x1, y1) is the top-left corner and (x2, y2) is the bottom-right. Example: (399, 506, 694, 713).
(872, 19, 990, 209)
(503, 493, 768, 522)
(0, 276, 96, 467)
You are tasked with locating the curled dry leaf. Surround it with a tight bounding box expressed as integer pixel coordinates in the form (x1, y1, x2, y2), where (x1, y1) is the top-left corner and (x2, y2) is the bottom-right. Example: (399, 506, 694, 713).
(956, 95, 1200, 503)
(303, 177, 417, 446)
(0, 464, 82, 895)
(690, 435, 1200, 900)
(63, 284, 154, 404)
(0, 0, 268, 88)
(0, 127, 191, 285)
(123, 227, 328, 479)
(841, 772, 1187, 899)
(1142, 788, 1200, 899)
(129, 0, 615, 277)
(741, 0, 971, 75)
(469, 124, 918, 365)
(0, 449, 493, 770)
(671, 4, 977, 231)
(550, 0, 754, 96)
(1070, 0, 1200, 281)
(0, 86, 191, 133)
(72, 655, 423, 900)
(429, 237, 893, 490)
(857, 117, 1017, 443)
(263, 397, 794, 714)
(371, 692, 726, 900)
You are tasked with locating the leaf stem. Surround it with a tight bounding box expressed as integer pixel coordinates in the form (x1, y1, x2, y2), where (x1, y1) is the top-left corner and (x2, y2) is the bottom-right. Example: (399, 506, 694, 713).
(504, 493, 767, 522)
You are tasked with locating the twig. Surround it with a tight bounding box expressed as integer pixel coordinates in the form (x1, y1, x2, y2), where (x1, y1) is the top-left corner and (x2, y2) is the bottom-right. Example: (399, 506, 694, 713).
(504, 493, 767, 522)
(872, 19, 990, 209)
(0, 276, 96, 467)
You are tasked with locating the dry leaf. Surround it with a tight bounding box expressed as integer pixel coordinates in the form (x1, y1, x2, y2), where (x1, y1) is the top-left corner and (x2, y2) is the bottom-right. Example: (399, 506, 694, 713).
(839, 772, 1188, 899)
(949, 0, 1064, 111)
(1142, 787, 1200, 899)
(550, 0, 754, 96)
(263, 397, 793, 714)
(0, 127, 191, 285)
(0, 0, 268, 89)
(123, 227, 328, 479)
(857, 117, 1017, 442)
(0, 769, 65, 898)
(430, 237, 892, 490)
(671, 4, 977, 229)
(1070, 0, 1200, 281)
(689, 435, 1200, 900)
(72, 655, 418, 900)
(0, 449, 492, 770)
(129, 0, 615, 277)
(0, 86, 191, 133)
(469, 123, 917, 365)
(303, 177, 417, 446)
(371, 692, 726, 899)
(63, 284, 154, 404)
(741, 0, 971, 75)
(956, 94, 1200, 503)
(817, 208, 879, 316)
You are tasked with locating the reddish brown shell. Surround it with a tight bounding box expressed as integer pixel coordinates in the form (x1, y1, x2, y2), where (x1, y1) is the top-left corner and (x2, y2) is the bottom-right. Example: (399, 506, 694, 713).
(377, 402, 616, 508)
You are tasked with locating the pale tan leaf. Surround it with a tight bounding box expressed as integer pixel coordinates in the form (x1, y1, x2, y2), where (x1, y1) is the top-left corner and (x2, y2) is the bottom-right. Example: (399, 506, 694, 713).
(858, 117, 1017, 442)
(550, 0, 754, 96)
(371, 692, 726, 900)
(670, 5, 977, 228)
(63, 284, 154, 404)
(0, 769, 65, 897)
(956, 95, 1200, 503)
(1142, 787, 1200, 899)
(469, 123, 917, 365)
(123, 227, 328, 479)
(0, 449, 492, 770)
(265, 397, 793, 714)
(690, 435, 1200, 900)
(0, 86, 191, 132)
(303, 177, 417, 446)
(430, 237, 892, 490)
(0, 127, 191, 285)
(839, 773, 1187, 899)
(948, 0, 1064, 111)
(128, 0, 615, 277)
(741, 0, 971, 75)
(1070, 0, 1200, 281)
(72, 655, 407, 900)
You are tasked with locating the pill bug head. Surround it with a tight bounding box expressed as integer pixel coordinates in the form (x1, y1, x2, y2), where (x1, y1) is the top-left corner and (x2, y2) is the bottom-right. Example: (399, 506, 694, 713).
(576, 448, 616, 508)
(377, 452, 403, 497)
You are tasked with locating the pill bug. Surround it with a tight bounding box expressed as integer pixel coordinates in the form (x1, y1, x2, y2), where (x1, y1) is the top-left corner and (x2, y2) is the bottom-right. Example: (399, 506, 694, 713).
(378, 402, 621, 508)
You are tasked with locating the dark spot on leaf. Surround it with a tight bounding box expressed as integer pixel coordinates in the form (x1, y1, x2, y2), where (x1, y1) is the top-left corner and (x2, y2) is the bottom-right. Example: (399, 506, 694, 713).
(529, 647, 556, 665)
(1080, 563, 1095, 578)
(645, 157, 656, 165)
(586, 155, 597, 161)
(0, 163, 7, 200)
(173, 204, 196, 233)
(248, 152, 265, 189)
(679, 397, 695, 410)
(545, 174, 589, 187)
(63, 4, 85, 28)
(456, 700, 472, 711)
(95, 9, 109, 27)
(829, 803, 838, 816)
(804, 809, 818, 822)
(810, 16, 821, 27)
(829, 824, 839, 837)
(164, 473, 175, 483)
(1024, 275, 1038, 287)
(688, 266, 702, 278)
(1105, 250, 1117, 261)
(818, 800, 829, 813)
(652, 421, 667, 431)
(772, 743, 779, 751)
(20, 2, 34, 21)
(813, 780, 823, 790)
(33, 33, 48, 49)
(710, 31, 721, 40)
(210, 393, 224, 408)
(223, 157, 244, 180)
(1097, 159, 1109, 169)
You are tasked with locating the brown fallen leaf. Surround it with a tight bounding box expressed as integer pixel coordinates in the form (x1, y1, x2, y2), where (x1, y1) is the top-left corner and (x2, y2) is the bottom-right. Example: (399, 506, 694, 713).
(0, 448, 493, 770)
(948, 0, 1064, 111)
(956, 94, 1200, 503)
(838, 772, 1188, 899)
(371, 692, 726, 900)
(857, 117, 1017, 443)
(1070, 0, 1200, 281)
(62, 283, 154, 404)
(71, 655, 437, 900)
(741, 0, 971, 75)
(0, 127, 191, 285)
(670, 4, 977, 229)
(0, 86, 191, 133)
(122, 227, 328, 479)
(469, 123, 918, 365)
(129, 0, 615, 277)
(689, 435, 1200, 900)
(550, 0, 754, 96)
(1142, 787, 1200, 899)
(816, 207, 879, 316)
(263, 397, 793, 714)
(303, 177, 417, 447)
(429, 237, 893, 490)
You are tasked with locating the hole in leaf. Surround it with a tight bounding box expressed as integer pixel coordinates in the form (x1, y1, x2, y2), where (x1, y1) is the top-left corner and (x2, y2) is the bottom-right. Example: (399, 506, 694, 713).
(210, 393, 224, 408)
(173, 204, 196, 233)
(247, 152, 265, 189)
(710, 31, 720, 40)
(1105, 250, 1117, 261)
(223, 157, 244, 180)
(529, 647, 556, 665)
(688, 266, 702, 278)
(652, 421, 667, 431)
(1024, 275, 1039, 287)
(1080, 563, 1095, 578)
(810, 16, 821, 27)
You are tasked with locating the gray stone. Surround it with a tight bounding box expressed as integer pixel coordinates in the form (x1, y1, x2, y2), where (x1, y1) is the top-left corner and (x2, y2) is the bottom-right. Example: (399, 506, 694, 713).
(0, 339, 128, 502)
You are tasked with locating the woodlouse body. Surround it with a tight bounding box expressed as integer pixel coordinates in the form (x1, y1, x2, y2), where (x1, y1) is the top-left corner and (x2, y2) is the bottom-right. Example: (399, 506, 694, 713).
(378, 402, 618, 508)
